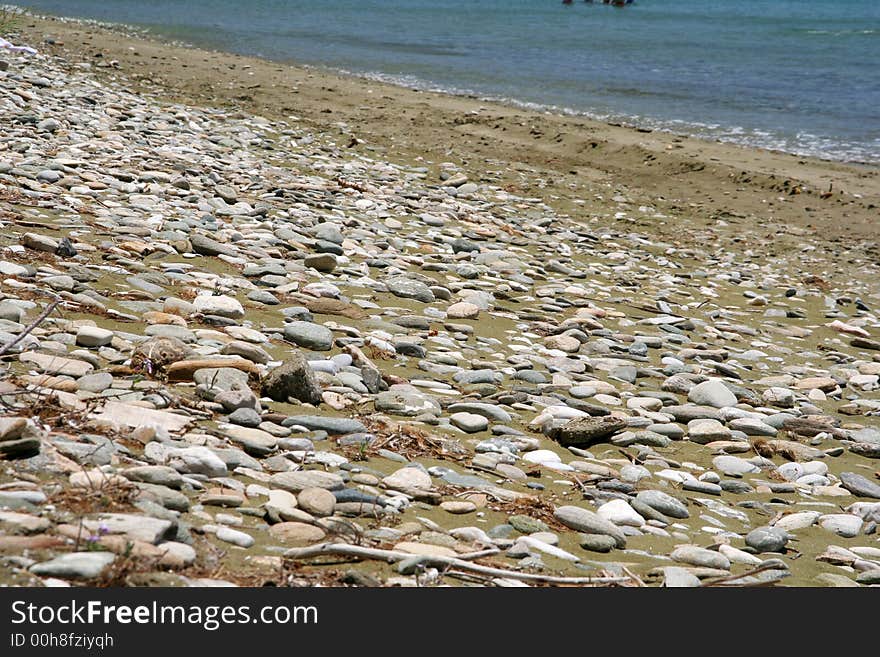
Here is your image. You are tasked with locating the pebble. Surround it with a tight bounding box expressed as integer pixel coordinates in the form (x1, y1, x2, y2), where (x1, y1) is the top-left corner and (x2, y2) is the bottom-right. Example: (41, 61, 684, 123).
(745, 526, 790, 553)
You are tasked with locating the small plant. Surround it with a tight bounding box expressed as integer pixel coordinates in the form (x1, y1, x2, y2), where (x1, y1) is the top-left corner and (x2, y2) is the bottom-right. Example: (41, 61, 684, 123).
(84, 522, 111, 551)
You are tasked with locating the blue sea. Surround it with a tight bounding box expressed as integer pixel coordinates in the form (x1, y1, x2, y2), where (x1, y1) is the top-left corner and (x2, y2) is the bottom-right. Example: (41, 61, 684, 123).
(11, 0, 880, 164)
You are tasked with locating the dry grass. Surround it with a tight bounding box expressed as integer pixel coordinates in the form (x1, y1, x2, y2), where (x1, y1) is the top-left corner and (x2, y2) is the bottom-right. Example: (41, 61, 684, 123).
(351, 416, 470, 462)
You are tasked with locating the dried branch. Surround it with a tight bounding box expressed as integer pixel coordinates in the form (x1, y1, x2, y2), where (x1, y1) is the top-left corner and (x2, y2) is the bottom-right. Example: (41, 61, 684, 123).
(284, 542, 630, 586)
(0, 297, 61, 357)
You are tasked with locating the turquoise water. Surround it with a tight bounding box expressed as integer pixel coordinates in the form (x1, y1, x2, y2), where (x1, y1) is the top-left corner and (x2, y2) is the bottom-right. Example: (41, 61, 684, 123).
(11, 0, 880, 163)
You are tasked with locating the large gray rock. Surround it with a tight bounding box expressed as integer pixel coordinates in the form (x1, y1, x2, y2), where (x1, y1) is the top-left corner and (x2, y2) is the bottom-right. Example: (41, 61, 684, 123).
(192, 294, 244, 319)
(283, 416, 366, 434)
(270, 470, 344, 493)
(284, 321, 334, 351)
(745, 526, 789, 553)
(840, 472, 880, 499)
(385, 277, 435, 303)
(84, 513, 174, 544)
(262, 352, 323, 405)
(670, 545, 730, 570)
(634, 490, 689, 519)
(688, 379, 738, 408)
(30, 552, 116, 580)
(553, 505, 626, 548)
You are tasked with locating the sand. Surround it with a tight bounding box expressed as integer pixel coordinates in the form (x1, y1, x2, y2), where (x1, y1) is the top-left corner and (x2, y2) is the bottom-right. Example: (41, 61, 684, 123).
(11, 13, 880, 256)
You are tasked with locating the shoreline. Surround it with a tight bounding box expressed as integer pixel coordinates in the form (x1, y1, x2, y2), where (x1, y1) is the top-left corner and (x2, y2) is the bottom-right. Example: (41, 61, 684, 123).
(10, 6, 879, 169)
(6, 10, 880, 252)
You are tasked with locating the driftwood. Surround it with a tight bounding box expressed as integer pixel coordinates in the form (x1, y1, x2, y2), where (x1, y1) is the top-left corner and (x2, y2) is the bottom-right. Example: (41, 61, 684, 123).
(0, 298, 61, 357)
(284, 542, 632, 586)
(700, 562, 788, 587)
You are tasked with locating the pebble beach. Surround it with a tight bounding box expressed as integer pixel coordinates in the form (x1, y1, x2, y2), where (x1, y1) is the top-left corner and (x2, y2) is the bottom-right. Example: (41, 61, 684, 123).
(1, 14, 880, 588)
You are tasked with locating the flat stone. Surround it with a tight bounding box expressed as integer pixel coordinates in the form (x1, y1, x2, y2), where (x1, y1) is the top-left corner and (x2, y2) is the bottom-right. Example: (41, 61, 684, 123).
(670, 545, 730, 570)
(597, 499, 645, 527)
(84, 513, 173, 544)
(818, 514, 864, 538)
(394, 541, 457, 558)
(19, 351, 93, 377)
(663, 567, 702, 588)
(283, 416, 366, 434)
(440, 500, 477, 514)
(450, 412, 489, 433)
(215, 526, 255, 548)
(554, 505, 626, 548)
(712, 455, 759, 477)
(284, 321, 334, 351)
(687, 419, 731, 444)
(0, 417, 28, 442)
(578, 534, 618, 553)
(447, 302, 480, 319)
(270, 470, 344, 493)
(121, 466, 184, 489)
(76, 372, 114, 393)
(386, 277, 435, 303)
(76, 326, 114, 347)
(508, 515, 549, 534)
(773, 511, 821, 532)
(383, 467, 432, 491)
(165, 446, 228, 477)
(269, 522, 326, 544)
(30, 552, 116, 580)
(91, 401, 192, 433)
(304, 253, 337, 272)
(634, 490, 689, 519)
(839, 472, 880, 499)
(193, 294, 245, 319)
(375, 388, 441, 416)
(688, 379, 738, 408)
(219, 425, 277, 457)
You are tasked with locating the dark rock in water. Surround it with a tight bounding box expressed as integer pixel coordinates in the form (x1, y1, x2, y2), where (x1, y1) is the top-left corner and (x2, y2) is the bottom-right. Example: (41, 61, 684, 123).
(548, 415, 627, 446)
(54, 237, 78, 258)
(262, 352, 323, 405)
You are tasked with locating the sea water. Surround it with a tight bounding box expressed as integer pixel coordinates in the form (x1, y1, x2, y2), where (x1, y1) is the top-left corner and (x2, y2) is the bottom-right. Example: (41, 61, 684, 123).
(11, 0, 880, 163)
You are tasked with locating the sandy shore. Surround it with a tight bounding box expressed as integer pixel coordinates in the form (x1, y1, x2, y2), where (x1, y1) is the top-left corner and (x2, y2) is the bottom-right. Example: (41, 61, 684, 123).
(10, 12, 880, 252)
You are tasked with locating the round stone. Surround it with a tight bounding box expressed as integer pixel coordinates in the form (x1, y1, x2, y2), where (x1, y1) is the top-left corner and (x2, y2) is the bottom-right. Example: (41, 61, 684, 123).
(296, 487, 336, 517)
(745, 526, 789, 553)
